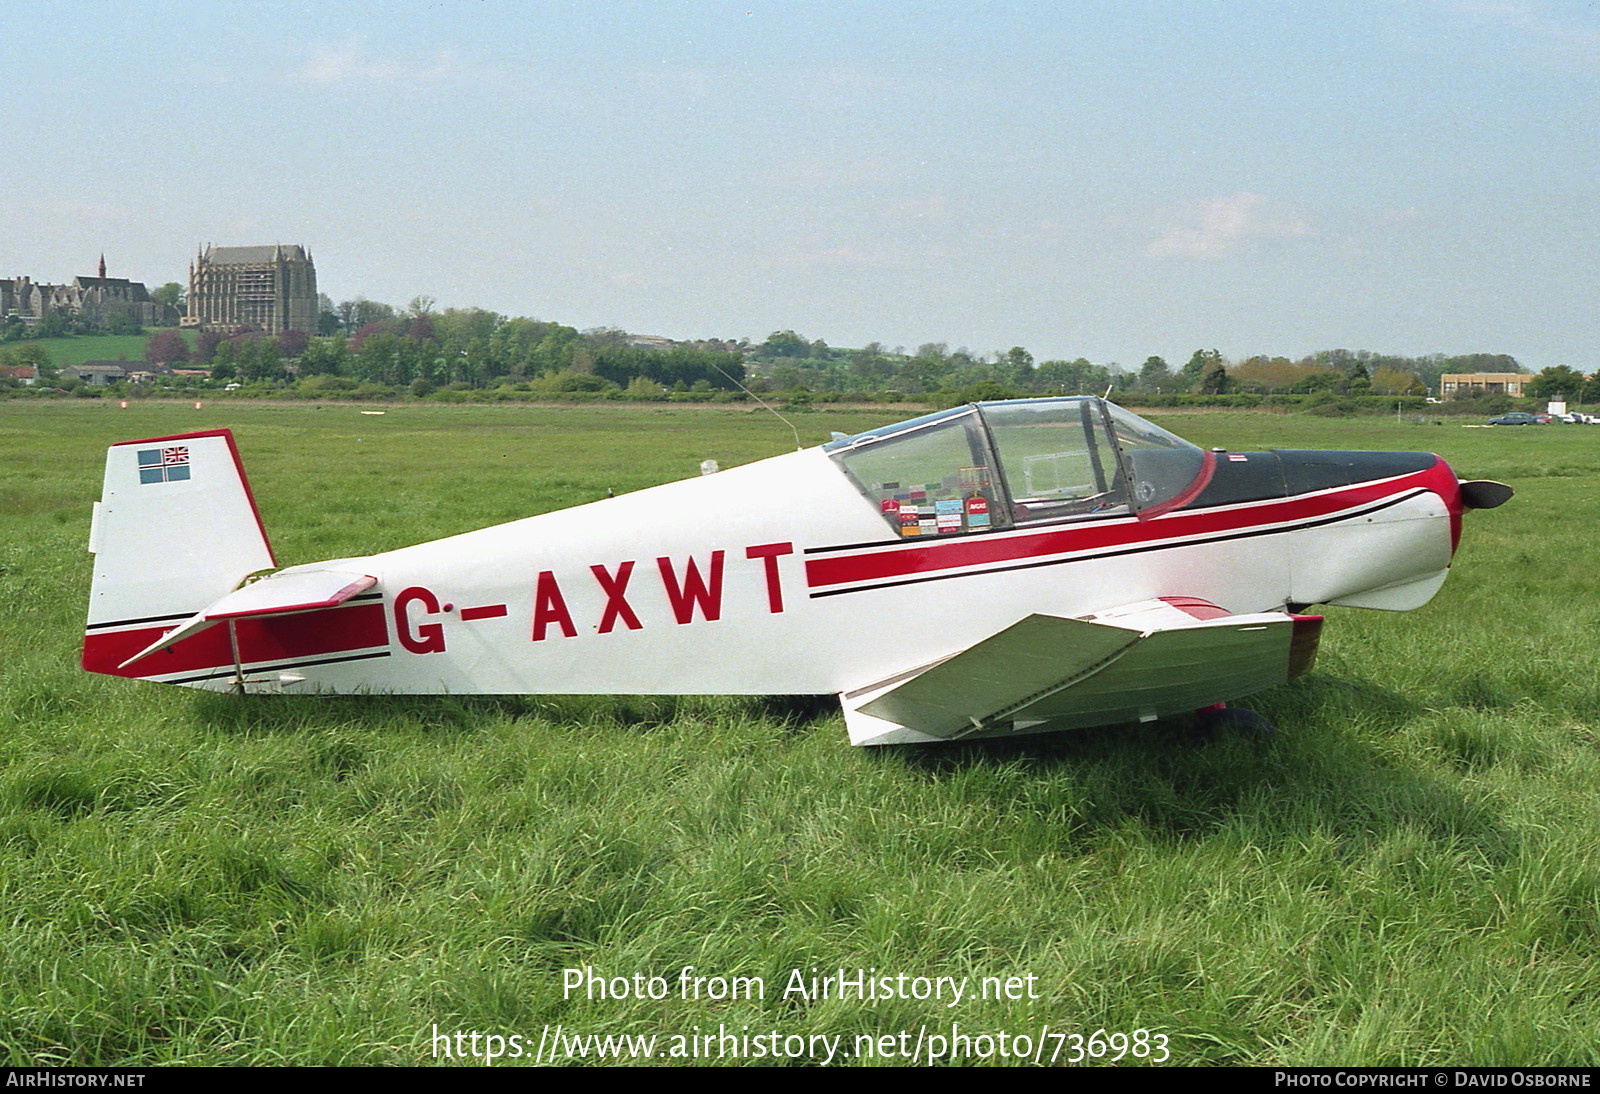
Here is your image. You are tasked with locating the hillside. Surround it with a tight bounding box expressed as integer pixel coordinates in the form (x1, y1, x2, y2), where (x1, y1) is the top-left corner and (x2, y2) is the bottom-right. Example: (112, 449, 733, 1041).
(22, 331, 196, 369)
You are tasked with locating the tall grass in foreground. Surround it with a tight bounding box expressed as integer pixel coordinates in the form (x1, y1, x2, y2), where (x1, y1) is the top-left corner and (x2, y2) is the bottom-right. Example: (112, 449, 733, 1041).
(1, 402, 1597, 1065)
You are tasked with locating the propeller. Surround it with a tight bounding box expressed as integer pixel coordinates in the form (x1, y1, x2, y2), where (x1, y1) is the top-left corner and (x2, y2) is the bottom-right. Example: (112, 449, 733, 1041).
(1459, 480, 1514, 510)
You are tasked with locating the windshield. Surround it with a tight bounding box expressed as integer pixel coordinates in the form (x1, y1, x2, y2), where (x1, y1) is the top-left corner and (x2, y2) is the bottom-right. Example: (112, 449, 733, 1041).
(827, 398, 1209, 535)
(1100, 402, 1210, 515)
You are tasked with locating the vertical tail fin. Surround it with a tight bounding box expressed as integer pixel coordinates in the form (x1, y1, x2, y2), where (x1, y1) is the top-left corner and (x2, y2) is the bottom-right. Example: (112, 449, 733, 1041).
(83, 429, 276, 676)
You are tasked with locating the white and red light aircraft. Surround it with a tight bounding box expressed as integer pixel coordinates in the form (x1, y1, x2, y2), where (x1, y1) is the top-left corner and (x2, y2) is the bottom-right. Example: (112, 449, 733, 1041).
(82, 398, 1510, 745)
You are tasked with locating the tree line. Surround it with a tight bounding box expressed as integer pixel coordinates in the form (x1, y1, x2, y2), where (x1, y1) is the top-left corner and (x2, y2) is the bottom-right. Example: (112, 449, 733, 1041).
(148, 297, 748, 395)
(14, 285, 1592, 408)
(741, 334, 1540, 401)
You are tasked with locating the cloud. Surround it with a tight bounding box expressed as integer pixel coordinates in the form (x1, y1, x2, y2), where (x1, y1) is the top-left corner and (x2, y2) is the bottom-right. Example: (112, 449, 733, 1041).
(36, 200, 131, 222)
(629, 66, 716, 101)
(1444, 0, 1600, 65)
(883, 193, 952, 222)
(746, 156, 900, 195)
(1146, 192, 1311, 260)
(795, 67, 908, 104)
(770, 245, 884, 269)
(290, 40, 462, 86)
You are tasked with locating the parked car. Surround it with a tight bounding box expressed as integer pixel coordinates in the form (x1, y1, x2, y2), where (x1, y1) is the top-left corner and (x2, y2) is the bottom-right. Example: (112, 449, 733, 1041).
(1486, 412, 1543, 425)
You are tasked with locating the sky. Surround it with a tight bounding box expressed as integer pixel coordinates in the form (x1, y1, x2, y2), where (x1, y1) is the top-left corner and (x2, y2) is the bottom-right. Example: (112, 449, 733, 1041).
(4, 0, 1598, 370)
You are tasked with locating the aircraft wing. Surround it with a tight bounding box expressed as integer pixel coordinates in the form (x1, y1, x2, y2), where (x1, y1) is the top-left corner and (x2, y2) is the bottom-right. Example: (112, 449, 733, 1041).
(841, 598, 1323, 745)
(116, 569, 377, 670)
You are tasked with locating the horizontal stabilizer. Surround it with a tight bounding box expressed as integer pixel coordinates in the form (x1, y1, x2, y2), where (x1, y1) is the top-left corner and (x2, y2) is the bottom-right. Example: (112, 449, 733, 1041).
(841, 598, 1321, 746)
(117, 570, 376, 670)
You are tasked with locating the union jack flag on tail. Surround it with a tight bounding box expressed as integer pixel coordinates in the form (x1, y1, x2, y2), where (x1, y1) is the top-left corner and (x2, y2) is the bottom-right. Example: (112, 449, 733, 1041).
(137, 445, 191, 484)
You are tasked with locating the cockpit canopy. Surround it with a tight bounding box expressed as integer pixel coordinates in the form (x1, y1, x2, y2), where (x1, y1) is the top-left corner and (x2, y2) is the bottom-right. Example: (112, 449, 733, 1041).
(824, 397, 1208, 537)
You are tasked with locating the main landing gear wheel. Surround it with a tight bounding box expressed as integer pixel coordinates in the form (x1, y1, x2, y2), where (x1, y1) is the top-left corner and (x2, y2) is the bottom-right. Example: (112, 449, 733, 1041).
(1189, 703, 1274, 742)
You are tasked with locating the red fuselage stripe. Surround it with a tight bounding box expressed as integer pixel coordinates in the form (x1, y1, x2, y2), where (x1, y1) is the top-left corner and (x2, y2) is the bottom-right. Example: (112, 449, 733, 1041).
(805, 459, 1458, 589)
(82, 602, 389, 679)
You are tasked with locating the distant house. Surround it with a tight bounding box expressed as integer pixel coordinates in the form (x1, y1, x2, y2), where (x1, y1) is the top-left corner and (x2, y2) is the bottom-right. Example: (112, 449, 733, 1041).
(62, 361, 177, 386)
(60, 362, 132, 386)
(0, 365, 35, 385)
(1439, 373, 1535, 399)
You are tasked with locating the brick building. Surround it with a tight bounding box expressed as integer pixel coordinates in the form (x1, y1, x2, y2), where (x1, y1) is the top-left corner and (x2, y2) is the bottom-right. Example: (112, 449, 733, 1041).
(1439, 373, 1535, 399)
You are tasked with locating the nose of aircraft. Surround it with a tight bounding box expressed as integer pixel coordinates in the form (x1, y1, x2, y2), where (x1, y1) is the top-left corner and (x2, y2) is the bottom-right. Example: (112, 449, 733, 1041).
(1166, 449, 1513, 522)
(1271, 451, 1512, 511)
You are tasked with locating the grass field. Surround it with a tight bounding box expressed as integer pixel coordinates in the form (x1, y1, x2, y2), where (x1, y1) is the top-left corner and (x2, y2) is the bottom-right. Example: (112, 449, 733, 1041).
(2, 400, 1598, 1066)
(17, 330, 197, 370)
